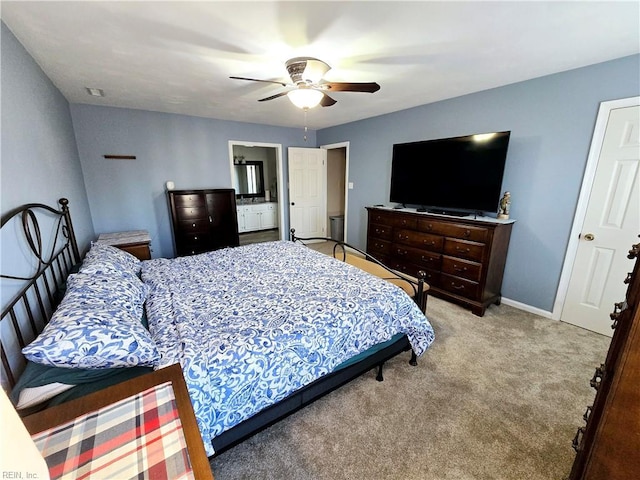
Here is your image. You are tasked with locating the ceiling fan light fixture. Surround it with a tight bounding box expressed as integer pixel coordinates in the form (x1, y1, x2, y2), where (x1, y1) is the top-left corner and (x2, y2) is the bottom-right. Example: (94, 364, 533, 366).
(287, 88, 324, 109)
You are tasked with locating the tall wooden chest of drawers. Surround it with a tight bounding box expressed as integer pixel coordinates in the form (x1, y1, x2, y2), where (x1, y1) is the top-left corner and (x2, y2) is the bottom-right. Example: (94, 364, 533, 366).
(168, 189, 239, 256)
(569, 241, 640, 480)
(366, 207, 514, 316)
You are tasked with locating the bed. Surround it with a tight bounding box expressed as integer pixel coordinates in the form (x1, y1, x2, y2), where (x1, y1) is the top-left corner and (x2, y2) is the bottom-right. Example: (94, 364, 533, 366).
(1, 199, 435, 458)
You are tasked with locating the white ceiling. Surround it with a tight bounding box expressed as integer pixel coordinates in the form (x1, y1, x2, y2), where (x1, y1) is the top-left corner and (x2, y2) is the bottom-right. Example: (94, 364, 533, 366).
(2, 1, 639, 130)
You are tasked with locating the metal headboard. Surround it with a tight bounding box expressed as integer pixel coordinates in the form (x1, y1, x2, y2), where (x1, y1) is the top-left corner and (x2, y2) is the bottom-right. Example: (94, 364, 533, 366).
(1, 198, 80, 390)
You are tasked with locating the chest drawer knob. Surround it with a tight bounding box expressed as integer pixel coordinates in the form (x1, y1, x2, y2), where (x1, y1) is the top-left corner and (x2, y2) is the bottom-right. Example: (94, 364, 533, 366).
(590, 364, 605, 390)
(192, 223, 196, 227)
(209, 216, 213, 223)
(194, 236, 198, 240)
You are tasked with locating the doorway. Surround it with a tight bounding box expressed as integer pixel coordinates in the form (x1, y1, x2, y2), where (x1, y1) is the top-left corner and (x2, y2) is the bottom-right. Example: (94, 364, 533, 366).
(228, 141, 285, 245)
(554, 97, 640, 335)
(323, 142, 349, 242)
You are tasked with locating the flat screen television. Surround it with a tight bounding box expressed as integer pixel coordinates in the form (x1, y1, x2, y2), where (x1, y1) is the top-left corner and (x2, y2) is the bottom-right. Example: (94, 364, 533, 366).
(389, 131, 511, 215)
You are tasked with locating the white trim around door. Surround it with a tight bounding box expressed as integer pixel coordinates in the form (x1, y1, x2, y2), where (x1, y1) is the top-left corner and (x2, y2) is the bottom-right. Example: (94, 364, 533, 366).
(552, 96, 640, 320)
(228, 140, 286, 240)
(321, 141, 350, 243)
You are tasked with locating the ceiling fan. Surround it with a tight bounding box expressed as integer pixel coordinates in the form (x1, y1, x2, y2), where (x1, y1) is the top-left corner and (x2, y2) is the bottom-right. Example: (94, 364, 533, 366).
(230, 57, 380, 109)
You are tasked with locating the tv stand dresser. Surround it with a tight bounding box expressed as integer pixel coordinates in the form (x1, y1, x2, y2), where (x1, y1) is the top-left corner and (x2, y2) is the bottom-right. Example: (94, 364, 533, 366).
(366, 206, 514, 316)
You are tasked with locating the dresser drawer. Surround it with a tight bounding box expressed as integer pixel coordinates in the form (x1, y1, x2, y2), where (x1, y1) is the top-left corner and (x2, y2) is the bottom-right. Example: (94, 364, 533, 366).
(178, 218, 210, 234)
(369, 210, 395, 226)
(175, 206, 208, 221)
(440, 273, 480, 299)
(385, 259, 440, 288)
(442, 255, 482, 282)
(419, 219, 489, 242)
(443, 238, 485, 262)
(395, 229, 443, 252)
(392, 244, 441, 270)
(172, 194, 205, 207)
(369, 223, 393, 240)
(368, 238, 392, 256)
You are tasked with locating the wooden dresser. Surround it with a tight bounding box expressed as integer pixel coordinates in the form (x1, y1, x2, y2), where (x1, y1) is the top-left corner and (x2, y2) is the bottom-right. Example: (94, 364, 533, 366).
(569, 241, 640, 480)
(366, 207, 513, 316)
(168, 189, 239, 257)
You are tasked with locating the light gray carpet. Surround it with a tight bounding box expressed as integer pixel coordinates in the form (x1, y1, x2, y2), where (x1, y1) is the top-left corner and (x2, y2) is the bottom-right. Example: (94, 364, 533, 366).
(209, 297, 610, 480)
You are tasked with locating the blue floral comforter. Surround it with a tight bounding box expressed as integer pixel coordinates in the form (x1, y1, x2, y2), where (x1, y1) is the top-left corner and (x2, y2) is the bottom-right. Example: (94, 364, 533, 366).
(141, 241, 435, 456)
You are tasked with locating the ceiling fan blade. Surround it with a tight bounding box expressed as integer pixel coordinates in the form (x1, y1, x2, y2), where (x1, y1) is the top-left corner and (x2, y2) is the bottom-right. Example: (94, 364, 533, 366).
(230, 76, 289, 87)
(320, 93, 337, 107)
(258, 91, 289, 102)
(321, 82, 380, 93)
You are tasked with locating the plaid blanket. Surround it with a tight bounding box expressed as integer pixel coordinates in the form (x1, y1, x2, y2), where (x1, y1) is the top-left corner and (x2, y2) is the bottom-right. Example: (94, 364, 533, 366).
(31, 382, 194, 480)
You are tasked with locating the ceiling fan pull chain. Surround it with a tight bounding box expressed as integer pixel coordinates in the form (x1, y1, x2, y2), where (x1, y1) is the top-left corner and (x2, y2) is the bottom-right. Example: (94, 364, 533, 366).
(303, 107, 309, 142)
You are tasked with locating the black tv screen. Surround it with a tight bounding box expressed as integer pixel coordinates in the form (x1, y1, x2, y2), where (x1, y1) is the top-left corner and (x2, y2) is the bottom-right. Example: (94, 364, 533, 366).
(389, 131, 511, 214)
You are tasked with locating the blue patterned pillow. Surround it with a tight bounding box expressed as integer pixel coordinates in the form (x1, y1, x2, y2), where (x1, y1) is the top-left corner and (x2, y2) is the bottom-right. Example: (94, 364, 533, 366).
(22, 300, 159, 369)
(65, 271, 149, 320)
(80, 242, 141, 276)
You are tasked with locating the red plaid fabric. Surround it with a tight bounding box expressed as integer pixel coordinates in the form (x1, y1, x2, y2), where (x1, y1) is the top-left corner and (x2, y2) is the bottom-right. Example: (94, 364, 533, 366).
(31, 382, 195, 480)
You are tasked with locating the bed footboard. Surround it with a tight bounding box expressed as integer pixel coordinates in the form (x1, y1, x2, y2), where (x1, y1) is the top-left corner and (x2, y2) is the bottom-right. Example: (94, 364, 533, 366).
(290, 228, 429, 313)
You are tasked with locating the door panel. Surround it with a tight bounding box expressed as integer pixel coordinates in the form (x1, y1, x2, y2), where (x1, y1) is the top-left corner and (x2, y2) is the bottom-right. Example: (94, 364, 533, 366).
(562, 105, 640, 336)
(288, 147, 326, 239)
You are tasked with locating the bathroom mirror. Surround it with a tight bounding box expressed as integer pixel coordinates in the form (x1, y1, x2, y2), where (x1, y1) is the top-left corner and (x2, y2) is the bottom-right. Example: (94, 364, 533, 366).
(233, 160, 264, 197)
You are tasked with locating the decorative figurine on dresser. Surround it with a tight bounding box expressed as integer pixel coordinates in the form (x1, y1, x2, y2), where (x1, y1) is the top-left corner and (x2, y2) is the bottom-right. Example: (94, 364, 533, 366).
(168, 188, 239, 256)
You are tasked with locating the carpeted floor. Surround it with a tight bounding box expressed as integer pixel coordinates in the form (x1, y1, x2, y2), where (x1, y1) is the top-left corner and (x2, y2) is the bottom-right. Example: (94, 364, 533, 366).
(209, 296, 610, 480)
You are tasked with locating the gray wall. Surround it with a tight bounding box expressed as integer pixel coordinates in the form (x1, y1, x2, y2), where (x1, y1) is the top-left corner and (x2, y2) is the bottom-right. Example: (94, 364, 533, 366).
(70, 104, 314, 258)
(317, 55, 640, 312)
(1, 23, 94, 304)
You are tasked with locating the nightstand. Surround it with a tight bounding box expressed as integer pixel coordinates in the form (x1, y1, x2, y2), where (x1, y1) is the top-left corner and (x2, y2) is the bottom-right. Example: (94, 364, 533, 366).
(97, 230, 152, 260)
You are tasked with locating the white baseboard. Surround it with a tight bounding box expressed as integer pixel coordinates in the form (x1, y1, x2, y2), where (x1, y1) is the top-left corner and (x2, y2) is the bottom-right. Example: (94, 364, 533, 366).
(500, 297, 555, 319)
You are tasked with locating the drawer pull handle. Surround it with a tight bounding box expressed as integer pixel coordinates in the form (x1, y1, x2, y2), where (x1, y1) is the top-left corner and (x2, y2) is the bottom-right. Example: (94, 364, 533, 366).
(463, 229, 471, 237)
(426, 224, 433, 230)
(194, 236, 198, 240)
(583, 406, 592, 423)
(456, 246, 471, 253)
(451, 283, 465, 290)
(610, 301, 626, 329)
(192, 223, 196, 227)
(572, 427, 585, 452)
(590, 364, 605, 390)
(453, 265, 467, 272)
(209, 216, 213, 223)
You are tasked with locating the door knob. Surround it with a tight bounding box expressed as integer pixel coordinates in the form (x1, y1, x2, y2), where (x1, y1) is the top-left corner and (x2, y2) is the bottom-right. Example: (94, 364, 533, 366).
(583, 233, 595, 241)
(291, 202, 295, 206)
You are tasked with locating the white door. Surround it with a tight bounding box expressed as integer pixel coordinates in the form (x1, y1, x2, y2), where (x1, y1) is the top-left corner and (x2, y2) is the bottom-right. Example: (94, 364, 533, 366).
(561, 104, 640, 336)
(288, 147, 326, 239)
